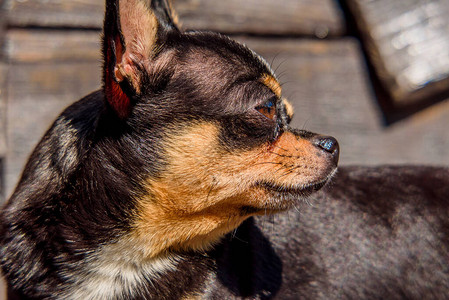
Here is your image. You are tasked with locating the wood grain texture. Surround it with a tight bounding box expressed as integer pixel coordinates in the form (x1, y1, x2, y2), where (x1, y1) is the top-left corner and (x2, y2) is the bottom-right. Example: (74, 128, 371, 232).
(346, 0, 449, 105)
(0, 63, 6, 158)
(0, 0, 5, 158)
(5, 0, 104, 29)
(5, 0, 345, 37)
(0, 0, 6, 59)
(6, 29, 102, 63)
(174, 0, 345, 36)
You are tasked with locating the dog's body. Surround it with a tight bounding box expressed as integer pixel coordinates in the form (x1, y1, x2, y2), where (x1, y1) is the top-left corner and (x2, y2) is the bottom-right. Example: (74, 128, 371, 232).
(1, 0, 449, 299)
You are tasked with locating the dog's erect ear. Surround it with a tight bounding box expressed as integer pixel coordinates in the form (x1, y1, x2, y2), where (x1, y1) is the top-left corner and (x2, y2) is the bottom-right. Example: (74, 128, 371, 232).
(102, 0, 179, 119)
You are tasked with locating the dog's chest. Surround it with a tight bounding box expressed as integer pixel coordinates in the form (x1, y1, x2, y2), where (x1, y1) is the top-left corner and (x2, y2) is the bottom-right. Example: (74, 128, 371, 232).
(63, 250, 181, 299)
(60, 241, 218, 300)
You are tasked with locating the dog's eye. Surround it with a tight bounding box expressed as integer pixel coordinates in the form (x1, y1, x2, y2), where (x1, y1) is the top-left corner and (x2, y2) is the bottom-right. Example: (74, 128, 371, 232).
(256, 99, 276, 120)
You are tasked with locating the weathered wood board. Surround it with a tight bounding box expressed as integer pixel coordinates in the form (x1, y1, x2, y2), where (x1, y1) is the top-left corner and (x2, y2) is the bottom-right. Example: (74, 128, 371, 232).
(5, 0, 104, 29)
(0, 0, 6, 160)
(1, 0, 8, 295)
(173, 0, 345, 36)
(0, 15, 5, 57)
(0, 63, 6, 208)
(6, 29, 101, 63)
(0, 63, 6, 158)
(346, 0, 449, 105)
(5, 0, 345, 37)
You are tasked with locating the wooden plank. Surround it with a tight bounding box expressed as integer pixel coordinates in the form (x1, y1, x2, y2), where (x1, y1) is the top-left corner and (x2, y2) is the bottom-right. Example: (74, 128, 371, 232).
(0, 0, 4, 49)
(0, 0, 6, 155)
(346, 0, 449, 105)
(0, 0, 6, 57)
(5, 0, 104, 29)
(0, 62, 6, 206)
(5, 0, 345, 37)
(6, 29, 101, 63)
(0, 0, 6, 161)
(0, 63, 6, 158)
(7, 62, 101, 98)
(174, 0, 345, 36)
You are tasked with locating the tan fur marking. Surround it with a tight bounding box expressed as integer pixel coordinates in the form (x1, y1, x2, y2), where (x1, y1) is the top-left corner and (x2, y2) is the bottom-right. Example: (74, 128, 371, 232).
(133, 122, 333, 258)
(283, 97, 294, 120)
(261, 74, 282, 98)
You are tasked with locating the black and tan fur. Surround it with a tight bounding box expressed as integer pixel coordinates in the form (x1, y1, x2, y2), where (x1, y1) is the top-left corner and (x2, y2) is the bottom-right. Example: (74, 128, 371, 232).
(1, 0, 448, 299)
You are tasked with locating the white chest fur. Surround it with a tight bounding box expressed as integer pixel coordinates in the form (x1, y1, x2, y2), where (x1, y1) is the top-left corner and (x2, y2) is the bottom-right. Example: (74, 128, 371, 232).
(62, 241, 180, 299)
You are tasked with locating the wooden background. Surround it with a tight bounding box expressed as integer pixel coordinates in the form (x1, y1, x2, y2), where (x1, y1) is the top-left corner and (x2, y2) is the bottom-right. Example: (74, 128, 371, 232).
(0, 0, 449, 297)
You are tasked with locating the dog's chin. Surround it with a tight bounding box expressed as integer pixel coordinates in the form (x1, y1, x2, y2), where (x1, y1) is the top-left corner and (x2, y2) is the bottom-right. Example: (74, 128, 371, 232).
(250, 168, 337, 213)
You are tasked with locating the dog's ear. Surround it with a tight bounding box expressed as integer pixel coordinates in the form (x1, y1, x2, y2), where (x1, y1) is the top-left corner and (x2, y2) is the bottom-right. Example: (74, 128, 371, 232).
(102, 0, 179, 119)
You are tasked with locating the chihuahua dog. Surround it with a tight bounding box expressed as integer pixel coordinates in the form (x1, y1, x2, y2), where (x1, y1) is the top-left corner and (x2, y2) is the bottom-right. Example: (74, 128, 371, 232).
(1, 0, 448, 299)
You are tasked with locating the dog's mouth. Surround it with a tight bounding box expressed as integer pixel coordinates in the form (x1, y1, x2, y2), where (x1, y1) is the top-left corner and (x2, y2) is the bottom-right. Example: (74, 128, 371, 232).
(256, 179, 327, 199)
(249, 168, 337, 212)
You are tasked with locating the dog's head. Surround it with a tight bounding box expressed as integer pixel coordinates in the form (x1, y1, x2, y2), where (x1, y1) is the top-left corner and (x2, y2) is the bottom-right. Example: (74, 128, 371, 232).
(102, 0, 339, 256)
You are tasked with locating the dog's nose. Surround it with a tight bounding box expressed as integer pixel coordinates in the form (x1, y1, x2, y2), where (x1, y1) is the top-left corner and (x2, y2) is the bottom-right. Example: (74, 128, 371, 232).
(313, 136, 339, 164)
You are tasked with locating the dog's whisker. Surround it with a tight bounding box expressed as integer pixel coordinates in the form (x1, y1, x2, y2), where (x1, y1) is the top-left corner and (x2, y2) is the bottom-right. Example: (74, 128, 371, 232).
(274, 166, 288, 174)
(273, 58, 288, 75)
(267, 151, 294, 158)
(279, 169, 295, 178)
(231, 228, 238, 239)
(270, 52, 282, 73)
(206, 177, 218, 203)
(271, 145, 289, 152)
(292, 205, 301, 214)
